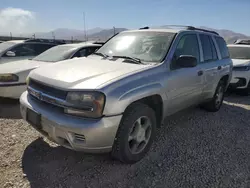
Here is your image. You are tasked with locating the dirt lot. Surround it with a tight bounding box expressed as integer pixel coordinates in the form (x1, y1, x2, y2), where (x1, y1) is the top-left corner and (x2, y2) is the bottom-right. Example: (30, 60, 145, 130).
(0, 94, 250, 188)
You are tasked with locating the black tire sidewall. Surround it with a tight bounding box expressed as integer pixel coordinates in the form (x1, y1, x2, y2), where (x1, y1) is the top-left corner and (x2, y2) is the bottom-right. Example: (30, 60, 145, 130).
(213, 81, 225, 110)
(112, 103, 156, 163)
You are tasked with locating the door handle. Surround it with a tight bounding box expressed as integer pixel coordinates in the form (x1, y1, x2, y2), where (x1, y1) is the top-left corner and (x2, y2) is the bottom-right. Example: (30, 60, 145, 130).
(218, 66, 222, 70)
(197, 70, 203, 76)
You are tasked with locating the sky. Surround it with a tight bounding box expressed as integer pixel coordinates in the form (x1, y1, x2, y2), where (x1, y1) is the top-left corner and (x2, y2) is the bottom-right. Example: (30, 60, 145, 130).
(0, 0, 250, 36)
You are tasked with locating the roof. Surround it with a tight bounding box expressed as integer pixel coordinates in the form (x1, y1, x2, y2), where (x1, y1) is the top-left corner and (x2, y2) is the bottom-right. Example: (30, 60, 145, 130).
(60, 42, 102, 48)
(227, 44, 250, 48)
(121, 26, 219, 36)
(6, 40, 25, 44)
(122, 28, 179, 34)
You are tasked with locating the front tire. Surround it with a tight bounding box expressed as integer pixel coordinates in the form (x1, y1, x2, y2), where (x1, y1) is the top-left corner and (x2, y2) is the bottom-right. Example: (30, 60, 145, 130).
(201, 80, 225, 112)
(111, 103, 156, 164)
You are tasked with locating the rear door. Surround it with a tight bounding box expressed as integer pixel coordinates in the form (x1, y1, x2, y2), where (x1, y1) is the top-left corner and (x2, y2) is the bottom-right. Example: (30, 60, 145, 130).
(198, 34, 221, 99)
(166, 33, 204, 114)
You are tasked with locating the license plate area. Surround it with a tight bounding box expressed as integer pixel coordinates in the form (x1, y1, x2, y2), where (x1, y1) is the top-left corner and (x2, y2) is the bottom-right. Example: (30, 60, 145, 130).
(26, 108, 42, 130)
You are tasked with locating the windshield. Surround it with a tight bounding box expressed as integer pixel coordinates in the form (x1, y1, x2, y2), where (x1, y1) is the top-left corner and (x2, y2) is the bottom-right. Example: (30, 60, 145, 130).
(0, 41, 17, 53)
(96, 31, 175, 63)
(228, 46, 250, 59)
(33, 45, 75, 62)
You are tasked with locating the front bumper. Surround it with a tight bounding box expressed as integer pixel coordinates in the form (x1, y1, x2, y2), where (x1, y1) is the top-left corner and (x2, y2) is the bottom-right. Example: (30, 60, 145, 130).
(0, 83, 26, 98)
(229, 70, 250, 89)
(20, 91, 122, 153)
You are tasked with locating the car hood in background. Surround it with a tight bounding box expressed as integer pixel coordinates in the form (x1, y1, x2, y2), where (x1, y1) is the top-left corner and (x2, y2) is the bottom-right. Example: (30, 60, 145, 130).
(231, 59, 250, 67)
(0, 59, 49, 74)
(29, 56, 154, 90)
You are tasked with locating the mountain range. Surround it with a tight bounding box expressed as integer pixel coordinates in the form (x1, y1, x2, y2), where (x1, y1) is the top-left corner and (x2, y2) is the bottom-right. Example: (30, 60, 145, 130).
(26, 26, 250, 44)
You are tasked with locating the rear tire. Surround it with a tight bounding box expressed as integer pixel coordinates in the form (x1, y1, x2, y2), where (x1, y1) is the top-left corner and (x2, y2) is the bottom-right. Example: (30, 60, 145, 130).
(111, 103, 156, 164)
(201, 80, 225, 112)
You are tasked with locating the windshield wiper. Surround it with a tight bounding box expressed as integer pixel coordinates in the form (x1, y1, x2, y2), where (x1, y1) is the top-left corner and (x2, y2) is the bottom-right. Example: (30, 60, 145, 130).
(112, 55, 144, 64)
(93, 52, 109, 58)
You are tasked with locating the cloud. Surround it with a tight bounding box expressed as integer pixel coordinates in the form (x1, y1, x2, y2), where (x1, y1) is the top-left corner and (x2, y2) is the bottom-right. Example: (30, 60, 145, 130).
(0, 7, 35, 35)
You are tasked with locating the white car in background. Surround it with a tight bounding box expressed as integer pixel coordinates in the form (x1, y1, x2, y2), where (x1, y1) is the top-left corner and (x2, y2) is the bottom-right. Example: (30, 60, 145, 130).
(228, 40, 250, 95)
(0, 42, 102, 99)
(0, 39, 62, 64)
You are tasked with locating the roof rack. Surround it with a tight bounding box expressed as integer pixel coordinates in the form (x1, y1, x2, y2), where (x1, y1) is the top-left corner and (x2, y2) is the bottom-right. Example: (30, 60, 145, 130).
(158, 25, 219, 35)
(25, 38, 66, 45)
(139, 26, 149, 30)
(234, 39, 250, 45)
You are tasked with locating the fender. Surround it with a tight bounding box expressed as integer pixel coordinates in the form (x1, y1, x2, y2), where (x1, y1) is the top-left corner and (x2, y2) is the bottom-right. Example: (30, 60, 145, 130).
(103, 82, 167, 116)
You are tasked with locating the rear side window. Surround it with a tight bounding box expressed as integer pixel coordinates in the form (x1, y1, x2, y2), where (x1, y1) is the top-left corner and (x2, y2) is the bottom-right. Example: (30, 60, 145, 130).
(215, 37, 230, 59)
(35, 44, 55, 54)
(87, 46, 100, 56)
(200, 34, 215, 62)
(209, 37, 218, 60)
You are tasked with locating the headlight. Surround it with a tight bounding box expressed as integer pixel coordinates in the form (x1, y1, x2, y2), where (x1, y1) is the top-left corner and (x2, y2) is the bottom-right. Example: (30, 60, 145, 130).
(233, 66, 250, 71)
(0, 74, 18, 82)
(26, 76, 30, 85)
(65, 91, 105, 118)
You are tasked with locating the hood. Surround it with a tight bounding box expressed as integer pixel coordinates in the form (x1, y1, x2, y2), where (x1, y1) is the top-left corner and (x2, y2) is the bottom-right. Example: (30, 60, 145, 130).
(29, 56, 154, 90)
(0, 59, 49, 74)
(231, 59, 250, 67)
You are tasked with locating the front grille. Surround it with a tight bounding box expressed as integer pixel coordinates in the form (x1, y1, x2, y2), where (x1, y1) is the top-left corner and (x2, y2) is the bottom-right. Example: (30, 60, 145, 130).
(29, 79, 68, 100)
(30, 94, 64, 113)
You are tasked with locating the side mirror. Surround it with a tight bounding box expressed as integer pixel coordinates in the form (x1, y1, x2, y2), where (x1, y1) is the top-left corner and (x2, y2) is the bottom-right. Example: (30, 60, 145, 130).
(176, 55, 197, 68)
(6, 51, 16, 57)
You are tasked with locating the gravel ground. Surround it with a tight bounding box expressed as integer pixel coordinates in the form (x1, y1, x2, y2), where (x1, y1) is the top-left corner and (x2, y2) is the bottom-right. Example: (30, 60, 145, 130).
(0, 94, 250, 188)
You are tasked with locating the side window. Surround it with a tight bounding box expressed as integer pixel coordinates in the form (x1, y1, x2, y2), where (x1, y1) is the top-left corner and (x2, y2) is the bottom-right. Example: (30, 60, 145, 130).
(215, 37, 230, 59)
(87, 47, 100, 56)
(73, 48, 87, 58)
(172, 34, 200, 69)
(35, 44, 55, 54)
(200, 34, 214, 62)
(8, 44, 36, 57)
(209, 37, 218, 60)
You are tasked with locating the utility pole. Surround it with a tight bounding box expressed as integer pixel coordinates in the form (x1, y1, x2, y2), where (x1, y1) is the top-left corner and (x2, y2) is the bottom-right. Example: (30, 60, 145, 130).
(52, 32, 55, 40)
(113, 27, 116, 35)
(83, 12, 87, 41)
(10, 32, 12, 40)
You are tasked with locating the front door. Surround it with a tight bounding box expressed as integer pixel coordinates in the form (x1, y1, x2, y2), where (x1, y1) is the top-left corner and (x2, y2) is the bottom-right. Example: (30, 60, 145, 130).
(165, 34, 204, 115)
(0, 43, 37, 64)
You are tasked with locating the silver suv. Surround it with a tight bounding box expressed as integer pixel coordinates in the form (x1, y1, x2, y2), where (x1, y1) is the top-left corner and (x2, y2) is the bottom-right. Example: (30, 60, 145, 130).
(20, 26, 232, 163)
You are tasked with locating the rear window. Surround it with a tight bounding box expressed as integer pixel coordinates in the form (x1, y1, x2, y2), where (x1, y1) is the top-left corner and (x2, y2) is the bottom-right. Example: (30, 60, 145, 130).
(215, 37, 230, 59)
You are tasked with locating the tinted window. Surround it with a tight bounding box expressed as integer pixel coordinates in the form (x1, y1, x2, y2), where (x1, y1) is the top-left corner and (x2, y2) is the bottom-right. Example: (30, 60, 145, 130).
(200, 34, 214, 62)
(35, 44, 55, 54)
(209, 37, 218, 60)
(172, 34, 200, 69)
(215, 37, 230, 59)
(7, 43, 37, 57)
(87, 46, 100, 56)
(73, 48, 87, 58)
